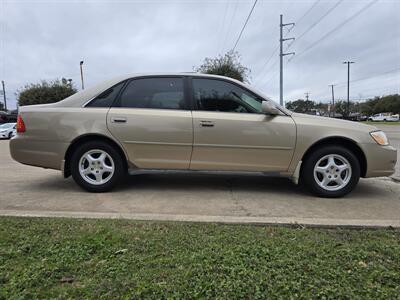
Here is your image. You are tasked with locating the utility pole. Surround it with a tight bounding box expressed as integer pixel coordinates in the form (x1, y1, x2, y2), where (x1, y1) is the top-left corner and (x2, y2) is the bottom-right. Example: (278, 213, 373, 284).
(1, 80, 6, 111)
(329, 84, 335, 118)
(305, 92, 310, 101)
(343, 61, 354, 118)
(80, 60, 85, 90)
(279, 14, 295, 106)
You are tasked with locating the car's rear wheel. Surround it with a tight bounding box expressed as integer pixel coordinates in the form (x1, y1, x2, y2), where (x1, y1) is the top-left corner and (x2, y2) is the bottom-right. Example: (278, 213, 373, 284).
(301, 146, 360, 198)
(70, 141, 125, 192)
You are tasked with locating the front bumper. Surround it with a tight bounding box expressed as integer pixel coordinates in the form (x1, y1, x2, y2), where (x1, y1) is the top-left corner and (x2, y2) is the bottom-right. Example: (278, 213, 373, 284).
(360, 143, 397, 177)
(9, 135, 70, 171)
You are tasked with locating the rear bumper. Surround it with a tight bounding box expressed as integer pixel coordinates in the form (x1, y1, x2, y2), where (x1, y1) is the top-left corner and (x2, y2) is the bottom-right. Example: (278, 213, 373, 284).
(9, 136, 69, 171)
(360, 143, 397, 177)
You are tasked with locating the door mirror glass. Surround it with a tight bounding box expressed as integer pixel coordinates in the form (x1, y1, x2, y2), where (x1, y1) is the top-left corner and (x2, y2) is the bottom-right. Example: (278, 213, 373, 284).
(262, 101, 280, 115)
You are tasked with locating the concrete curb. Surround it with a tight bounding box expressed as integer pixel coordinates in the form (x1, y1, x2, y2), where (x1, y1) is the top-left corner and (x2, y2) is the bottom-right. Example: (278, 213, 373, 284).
(0, 209, 399, 229)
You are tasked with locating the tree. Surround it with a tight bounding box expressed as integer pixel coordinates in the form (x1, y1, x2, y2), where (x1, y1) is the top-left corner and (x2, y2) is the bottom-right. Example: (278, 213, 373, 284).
(17, 78, 77, 106)
(0, 101, 3, 111)
(285, 99, 315, 113)
(194, 50, 250, 82)
(359, 94, 399, 115)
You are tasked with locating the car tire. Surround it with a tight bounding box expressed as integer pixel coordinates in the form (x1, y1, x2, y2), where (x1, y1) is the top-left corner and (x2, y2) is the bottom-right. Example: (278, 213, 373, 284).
(8, 132, 12, 139)
(70, 141, 125, 192)
(300, 146, 360, 198)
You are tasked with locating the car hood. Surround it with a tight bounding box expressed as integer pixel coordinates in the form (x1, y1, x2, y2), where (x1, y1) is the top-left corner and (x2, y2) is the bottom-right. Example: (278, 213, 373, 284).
(291, 113, 378, 133)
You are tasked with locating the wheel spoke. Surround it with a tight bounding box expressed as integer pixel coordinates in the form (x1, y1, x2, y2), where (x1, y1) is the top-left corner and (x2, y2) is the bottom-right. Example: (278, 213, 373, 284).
(85, 153, 95, 163)
(315, 165, 328, 173)
(103, 165, 113, 173)
(98, 153, 107, 163)
(335, 176, 344, 186)
(94, 172, 103, 183)
(82, 168, 92, 175)
(328, 155, 336, 167)
(337, 164, 349, 173)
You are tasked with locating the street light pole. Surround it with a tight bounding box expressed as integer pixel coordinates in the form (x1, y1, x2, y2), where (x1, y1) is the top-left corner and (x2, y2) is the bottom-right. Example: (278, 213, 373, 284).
(1, 80, 7, 111)
(329, 84, 335, 118)
(343, 61, 354, 118)
(80, 61, 85, 90)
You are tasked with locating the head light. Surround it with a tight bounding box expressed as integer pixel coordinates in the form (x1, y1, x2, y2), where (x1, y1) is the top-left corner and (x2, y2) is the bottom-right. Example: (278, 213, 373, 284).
(370, 131, 389, 146)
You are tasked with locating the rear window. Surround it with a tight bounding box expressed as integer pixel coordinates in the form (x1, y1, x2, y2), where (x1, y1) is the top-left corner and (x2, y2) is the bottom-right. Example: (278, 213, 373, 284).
(86, 81, 125, 108)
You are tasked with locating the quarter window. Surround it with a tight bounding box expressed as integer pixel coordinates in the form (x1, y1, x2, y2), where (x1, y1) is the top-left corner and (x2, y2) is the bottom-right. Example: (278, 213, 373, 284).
(192, 78, 263, 113)
(86, 81, 125, 108)
(119, 77, 185, 109)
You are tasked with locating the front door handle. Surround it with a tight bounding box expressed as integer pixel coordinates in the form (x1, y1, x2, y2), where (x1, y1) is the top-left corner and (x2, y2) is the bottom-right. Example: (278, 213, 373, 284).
(111, 117, 127, 123)
(199, 120, 214, 127)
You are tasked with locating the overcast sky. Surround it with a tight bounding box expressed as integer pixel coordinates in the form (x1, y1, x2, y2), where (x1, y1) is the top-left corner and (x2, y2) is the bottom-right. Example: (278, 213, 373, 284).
(1, 0, 399, 109)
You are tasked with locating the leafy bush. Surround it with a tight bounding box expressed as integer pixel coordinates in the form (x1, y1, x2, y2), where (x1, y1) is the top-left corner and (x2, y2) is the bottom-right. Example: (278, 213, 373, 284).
(17, 78, 77, 106)
(195, 51, 250, 82)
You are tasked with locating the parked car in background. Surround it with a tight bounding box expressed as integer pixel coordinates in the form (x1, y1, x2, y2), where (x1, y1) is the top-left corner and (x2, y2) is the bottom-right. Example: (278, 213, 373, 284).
(0, 123, 16, 139)
(9, 73, 397, 198)
(0, 110, 18, 124)
(368, 113, 399, 122)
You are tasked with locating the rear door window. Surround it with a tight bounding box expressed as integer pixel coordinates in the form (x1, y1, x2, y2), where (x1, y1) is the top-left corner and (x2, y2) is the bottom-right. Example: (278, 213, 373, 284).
(118, 77, 185, 110)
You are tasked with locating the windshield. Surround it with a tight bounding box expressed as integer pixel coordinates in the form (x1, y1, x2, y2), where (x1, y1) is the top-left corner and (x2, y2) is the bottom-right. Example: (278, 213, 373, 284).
(0, 123, 15, 129)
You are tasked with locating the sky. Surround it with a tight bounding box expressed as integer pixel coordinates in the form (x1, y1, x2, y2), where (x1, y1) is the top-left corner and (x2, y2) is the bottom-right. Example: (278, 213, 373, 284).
(1, 0, 399, 110)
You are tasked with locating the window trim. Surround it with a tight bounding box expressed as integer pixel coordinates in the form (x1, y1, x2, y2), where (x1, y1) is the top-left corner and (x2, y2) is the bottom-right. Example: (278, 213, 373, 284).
(112, 75, 190, 110)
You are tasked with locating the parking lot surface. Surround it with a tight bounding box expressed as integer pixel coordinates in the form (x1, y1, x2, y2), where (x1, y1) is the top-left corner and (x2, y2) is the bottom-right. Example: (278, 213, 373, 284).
(1, 124, 399, 227)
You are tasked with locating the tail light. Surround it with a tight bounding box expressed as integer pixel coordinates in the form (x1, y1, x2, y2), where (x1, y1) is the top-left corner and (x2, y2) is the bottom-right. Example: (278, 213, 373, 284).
(16, 115, 26, 133)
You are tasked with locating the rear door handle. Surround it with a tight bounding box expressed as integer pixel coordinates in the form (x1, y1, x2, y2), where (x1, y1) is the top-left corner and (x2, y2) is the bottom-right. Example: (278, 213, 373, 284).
(111, 117, 127, 123)
(199, 120, 214, 127)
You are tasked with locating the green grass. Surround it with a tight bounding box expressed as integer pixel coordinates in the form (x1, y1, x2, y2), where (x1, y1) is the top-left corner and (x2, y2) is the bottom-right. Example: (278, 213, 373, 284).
(362, 121, 400, 126)
(1, 217, 399, 299)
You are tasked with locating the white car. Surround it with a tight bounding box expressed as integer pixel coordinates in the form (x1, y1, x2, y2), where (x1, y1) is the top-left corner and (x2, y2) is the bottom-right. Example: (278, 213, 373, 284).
(368, 113, 399, 122)
(0, 123, 16, 139)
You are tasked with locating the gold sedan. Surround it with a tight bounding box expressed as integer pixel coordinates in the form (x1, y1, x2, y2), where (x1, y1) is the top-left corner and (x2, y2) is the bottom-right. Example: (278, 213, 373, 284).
(10, 74, 397, 197)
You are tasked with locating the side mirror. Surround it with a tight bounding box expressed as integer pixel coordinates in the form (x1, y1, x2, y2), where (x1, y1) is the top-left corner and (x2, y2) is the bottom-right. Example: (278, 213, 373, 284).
(261, 101, 280, 115)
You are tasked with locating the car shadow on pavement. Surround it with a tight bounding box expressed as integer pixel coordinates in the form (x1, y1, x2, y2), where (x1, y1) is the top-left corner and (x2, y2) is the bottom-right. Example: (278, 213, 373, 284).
(19, 171, 396, 201)
(118, 173, 302, 194)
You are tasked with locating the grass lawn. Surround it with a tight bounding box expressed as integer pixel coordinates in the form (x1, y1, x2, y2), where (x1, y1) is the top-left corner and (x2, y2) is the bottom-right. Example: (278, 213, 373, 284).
(1, 217, 399, 299)
(361, 121, 400, 126)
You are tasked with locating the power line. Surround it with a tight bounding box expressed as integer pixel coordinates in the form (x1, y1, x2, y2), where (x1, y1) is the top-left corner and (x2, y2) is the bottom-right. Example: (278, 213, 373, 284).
(232, 0, 258, 51)
(336, 67, 400, 86)
(255, 0, 320, 86)
(293, 0, 379, 60)
(294, 0, 321, 26)
(295, 0, 343, 43)
(221, 1, 239, 54)
(254, 46, 279, 84)
(217, 1, 230, 54)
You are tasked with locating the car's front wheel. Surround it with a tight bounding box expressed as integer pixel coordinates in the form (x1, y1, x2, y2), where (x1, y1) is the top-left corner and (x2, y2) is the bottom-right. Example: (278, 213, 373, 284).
(301, 146, 360, 198)
(70, 141, 125, 192)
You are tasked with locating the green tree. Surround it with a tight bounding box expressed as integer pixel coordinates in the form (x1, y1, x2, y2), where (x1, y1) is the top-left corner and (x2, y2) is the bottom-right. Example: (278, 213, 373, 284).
(194, 51, 250, 82)
(285, 99, 315, 113)
(17, 78, 77, 106)
(0, 101, 4, 111)
(359, 94, 400, 115)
